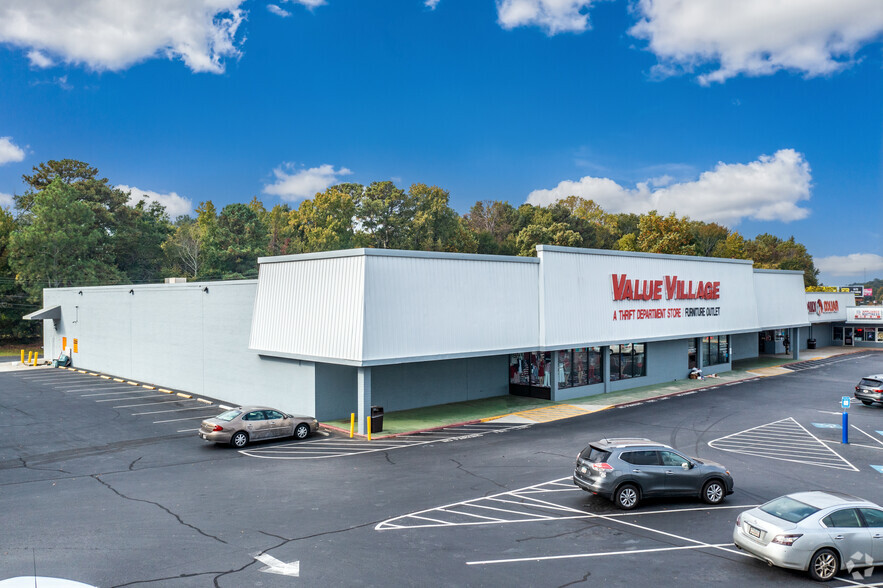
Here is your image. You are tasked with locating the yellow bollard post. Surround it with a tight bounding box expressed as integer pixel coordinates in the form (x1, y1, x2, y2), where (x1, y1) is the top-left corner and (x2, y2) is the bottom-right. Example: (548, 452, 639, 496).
(367, 415, 372, 441)
(32, 351, 38, 366)
(350, 413, 355, 438)
(20, 349, 24, 363)
(27, 351, 33, 364)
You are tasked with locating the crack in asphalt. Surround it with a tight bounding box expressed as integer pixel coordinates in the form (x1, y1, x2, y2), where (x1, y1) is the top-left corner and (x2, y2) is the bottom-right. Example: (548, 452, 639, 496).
(91, 474, 228, 545)
(383, 451, 395, 465)
(128, 456, 143, 471)
(449, 458, 506, 489)
(558, 570, 591, 587)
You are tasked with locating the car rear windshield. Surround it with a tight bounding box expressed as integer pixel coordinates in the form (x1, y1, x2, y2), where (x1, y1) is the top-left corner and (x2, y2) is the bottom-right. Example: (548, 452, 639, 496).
(215, 410, 242, 422)
(860, 378, 882, 388)
(760, 496, 820, 523)
(579, 446, 611, 463)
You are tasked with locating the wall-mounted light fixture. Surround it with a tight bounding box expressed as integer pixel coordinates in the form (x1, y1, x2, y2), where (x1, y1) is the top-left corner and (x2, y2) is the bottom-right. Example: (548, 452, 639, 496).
(78, 290, 83, 296)
(202, 287, 209, 293)
(129, 289, 134, 295)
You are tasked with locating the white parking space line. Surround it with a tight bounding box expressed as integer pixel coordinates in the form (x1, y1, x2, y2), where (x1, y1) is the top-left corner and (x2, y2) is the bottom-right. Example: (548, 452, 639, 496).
(177, 428, 199, 433)
(95, 394, 171, 403)
(153, 415, 218, 423)
(240, 423, 529, 460)
(113, 399, 196, 408)
(81, 388, 151, 396)
(708, 417, 858, 471)
(851, 425, 883, 448)
(467, 543, 734, 565)
(133, 406, 212, 415)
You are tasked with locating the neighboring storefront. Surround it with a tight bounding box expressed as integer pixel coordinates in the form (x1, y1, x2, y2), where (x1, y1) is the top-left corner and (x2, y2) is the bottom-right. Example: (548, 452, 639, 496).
(832, 306, 883, 348)
(28, 245, 813, 432)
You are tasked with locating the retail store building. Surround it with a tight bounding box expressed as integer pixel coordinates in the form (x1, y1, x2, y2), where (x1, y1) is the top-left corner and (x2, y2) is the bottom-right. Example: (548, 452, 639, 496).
(29, 246, 815, 433)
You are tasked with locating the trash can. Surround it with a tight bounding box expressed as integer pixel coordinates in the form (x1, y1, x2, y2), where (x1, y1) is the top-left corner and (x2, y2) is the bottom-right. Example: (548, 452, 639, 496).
(370, 405, 384, 433)
(807, 338, 816, 350)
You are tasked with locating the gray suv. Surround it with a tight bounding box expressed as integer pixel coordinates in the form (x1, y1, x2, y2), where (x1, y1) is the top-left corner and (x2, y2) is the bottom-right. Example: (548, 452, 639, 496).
(573, 438, 734, 510)
(855, 374, 883, 405)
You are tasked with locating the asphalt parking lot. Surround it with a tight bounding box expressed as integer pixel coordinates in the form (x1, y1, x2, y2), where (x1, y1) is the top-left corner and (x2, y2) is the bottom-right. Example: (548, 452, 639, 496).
(2, 352, 883, 587)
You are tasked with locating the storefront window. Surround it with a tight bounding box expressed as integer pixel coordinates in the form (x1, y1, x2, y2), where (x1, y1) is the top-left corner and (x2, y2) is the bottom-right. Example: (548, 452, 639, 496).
(703, 335, 730, 366)
(511, 352, 551, 388)
(610, 342, 646, 381)
(558, 347, 602, 388)
(877, 330, 883, 342)
(833, 327, 843, 342)
(866, 328, 877, 342)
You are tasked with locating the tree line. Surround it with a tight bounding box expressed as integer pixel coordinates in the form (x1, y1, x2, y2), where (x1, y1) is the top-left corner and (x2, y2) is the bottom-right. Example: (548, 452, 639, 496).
(0, 159, 823, 341)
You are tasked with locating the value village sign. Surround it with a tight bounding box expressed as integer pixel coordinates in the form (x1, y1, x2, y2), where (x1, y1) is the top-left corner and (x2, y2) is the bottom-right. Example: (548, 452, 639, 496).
(611, 274, 721, 322)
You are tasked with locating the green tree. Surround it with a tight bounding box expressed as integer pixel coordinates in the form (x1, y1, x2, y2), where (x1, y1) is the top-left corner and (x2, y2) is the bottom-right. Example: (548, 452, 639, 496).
(407, 183, 476, 252)
(355, 181, 414, 249)
(161, 216, 202, 278)
(745, 233, 819, 287)
(710, 231, 747, 260)
(690, 221, 729, 257)
(464, 200, 517, 253)
(515, 222, 583, 256)
(634, 211, 697, 255)
(0, 207, 37, 341)
(295, 186, 358, 252)
(9, 179, 125, 298)
(113, 199, 173, 283)
(213, 203, 269, 278)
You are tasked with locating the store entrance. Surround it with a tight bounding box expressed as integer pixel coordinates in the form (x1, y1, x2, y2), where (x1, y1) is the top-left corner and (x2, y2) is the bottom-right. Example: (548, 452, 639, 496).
(509, 352, 551, 400)
(845, 327, 854, 346)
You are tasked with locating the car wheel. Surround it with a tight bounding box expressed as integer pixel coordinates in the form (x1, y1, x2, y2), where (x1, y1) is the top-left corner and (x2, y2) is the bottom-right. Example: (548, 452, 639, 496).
(809, 548, 839, 582)
(230, 431, 249, 448)
(294, 423, 310, 440)
(614, 484, 639, 510)
(702, 480, 725, 504)
(861, 400, 873, 406)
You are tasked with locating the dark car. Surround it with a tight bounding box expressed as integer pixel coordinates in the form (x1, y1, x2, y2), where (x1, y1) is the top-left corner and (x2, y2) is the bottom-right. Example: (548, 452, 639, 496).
(573, 438, 734, 509)
(855, 374, 883, 406)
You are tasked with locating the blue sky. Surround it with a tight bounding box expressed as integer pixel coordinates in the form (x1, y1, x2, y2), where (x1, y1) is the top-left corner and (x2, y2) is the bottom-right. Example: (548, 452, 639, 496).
(0, 0, 881, 285)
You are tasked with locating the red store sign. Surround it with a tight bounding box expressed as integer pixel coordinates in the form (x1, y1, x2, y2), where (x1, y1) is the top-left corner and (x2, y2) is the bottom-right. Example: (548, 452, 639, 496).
(612, 274, 720, 301)
(807, 299, 839, 315)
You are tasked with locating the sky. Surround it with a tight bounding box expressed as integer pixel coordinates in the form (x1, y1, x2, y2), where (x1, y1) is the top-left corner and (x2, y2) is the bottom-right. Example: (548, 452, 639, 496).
(0, 0, 881, 286)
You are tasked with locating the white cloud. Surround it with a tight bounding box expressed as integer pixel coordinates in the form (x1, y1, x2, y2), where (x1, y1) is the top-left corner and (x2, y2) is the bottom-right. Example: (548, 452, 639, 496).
(630, 0, 883, 84)
(262, 163, 353, 201)
(0, 137, 25, 165)
(0, 192, 13, 209)
(117, 185, 193, 218)
(26, 49, 54, 68)
(816, 253, 883, 277)
(267, 5, 291, 18)
(425, 0, 441, 9)
(497, 0, 597, 34)
(526, 149, 812, 225)
(0, 1, 246, 74)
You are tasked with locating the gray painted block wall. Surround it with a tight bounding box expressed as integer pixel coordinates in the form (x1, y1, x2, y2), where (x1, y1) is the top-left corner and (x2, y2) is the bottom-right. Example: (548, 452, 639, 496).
(730, 332, 758, 361)
(369, 355, 509, 414)
(44, 283, 318, 417)
(607, 339, 691, 393)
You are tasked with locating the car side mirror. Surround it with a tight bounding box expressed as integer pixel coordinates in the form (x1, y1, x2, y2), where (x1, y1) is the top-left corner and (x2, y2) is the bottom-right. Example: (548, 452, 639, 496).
(682, 462, 691, 470)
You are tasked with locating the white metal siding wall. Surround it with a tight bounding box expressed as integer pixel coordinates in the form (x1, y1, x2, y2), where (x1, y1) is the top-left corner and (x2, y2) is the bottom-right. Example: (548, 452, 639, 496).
(249, 256, 366, 362)
(754, 271, 809, 329)
(540, 248, 759, 348)
(362, 255, 539, 362)
(43, 282, 317, 417)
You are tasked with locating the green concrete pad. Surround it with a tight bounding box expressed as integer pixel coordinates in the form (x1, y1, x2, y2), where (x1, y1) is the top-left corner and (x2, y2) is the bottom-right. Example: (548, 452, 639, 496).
(324, 348, 870, 437)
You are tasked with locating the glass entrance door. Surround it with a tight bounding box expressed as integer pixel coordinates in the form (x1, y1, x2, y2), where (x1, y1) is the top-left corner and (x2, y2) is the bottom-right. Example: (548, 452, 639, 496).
(845, 327, 854, 346)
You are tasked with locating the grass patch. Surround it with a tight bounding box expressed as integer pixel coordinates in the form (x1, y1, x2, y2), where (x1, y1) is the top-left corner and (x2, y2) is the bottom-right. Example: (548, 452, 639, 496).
(0, 342, 41, 357)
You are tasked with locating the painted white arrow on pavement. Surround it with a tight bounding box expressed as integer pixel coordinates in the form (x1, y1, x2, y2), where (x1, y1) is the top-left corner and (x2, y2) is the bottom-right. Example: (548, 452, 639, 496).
(255, 553, 300, 577)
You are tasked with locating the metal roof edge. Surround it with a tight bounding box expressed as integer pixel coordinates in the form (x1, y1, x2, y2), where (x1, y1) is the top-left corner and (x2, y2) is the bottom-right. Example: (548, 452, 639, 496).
(536, 244, 755, 265)
(257, 248, 539, 265)
(753, 268, 806, 275)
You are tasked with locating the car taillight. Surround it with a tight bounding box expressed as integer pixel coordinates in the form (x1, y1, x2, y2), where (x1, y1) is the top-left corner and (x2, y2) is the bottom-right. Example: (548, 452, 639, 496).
(212, 425, 223, 432)
(591, 462, 614, 471)
(771, 534, 802, 546)
(735, 513, 741, 526)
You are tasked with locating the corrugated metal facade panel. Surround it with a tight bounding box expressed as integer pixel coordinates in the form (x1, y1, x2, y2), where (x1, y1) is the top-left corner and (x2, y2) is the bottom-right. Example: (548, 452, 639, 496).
(362, 255, 539, 361)
(539, 248, 760, 347)
(249, 255, 366, 362)
(754, 271, 810, 328)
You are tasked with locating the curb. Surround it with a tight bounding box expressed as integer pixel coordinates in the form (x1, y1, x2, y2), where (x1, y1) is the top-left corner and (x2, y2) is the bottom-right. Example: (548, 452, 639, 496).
(321, 418, 485, 440)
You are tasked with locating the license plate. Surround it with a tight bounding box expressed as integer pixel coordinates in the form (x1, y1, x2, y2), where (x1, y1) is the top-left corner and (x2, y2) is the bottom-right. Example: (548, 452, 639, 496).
(748, 525, 761, 538)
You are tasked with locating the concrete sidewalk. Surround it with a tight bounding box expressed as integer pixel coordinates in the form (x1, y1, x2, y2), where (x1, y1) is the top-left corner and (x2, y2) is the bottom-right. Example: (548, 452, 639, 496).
(323, 346, 878, 438)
